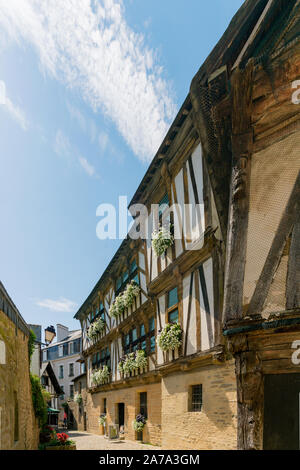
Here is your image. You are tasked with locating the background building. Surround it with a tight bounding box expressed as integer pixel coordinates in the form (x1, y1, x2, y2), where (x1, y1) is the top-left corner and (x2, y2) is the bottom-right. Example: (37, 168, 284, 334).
(41, 324, 82, 425)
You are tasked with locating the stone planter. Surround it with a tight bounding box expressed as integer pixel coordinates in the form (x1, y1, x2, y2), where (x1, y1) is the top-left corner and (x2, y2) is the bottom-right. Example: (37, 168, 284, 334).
(45, 444, 76, 450)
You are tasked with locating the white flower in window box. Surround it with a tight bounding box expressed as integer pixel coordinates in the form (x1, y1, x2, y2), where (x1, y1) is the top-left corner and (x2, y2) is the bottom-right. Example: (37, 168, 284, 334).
(123, 280, 140, 308)
(87, 317, 105, 341)
(157, 323, 182, 351)
(109, 293, 126, 318)
(91, 365, 110, 386)
(151, 225, 174, 257)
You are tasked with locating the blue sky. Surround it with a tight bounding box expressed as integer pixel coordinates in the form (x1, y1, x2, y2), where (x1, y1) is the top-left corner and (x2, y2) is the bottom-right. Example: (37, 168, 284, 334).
(0, 0, 244, 338)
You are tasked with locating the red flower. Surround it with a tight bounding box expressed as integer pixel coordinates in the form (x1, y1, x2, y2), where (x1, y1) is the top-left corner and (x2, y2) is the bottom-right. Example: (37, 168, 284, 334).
(56, 432, 69, 444)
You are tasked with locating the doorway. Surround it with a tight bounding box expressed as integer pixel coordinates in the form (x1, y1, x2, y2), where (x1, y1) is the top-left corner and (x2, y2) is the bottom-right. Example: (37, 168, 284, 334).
(264, 373, 300, 449)
(118, 403, 125, 428)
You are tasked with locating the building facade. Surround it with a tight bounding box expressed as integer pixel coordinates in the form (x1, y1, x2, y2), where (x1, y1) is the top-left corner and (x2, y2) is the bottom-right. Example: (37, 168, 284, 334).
(41, 325, 82, 425)
(75, 0, 300, 450)
(75, 102, 237, 450)
(0, 282, 39, 450)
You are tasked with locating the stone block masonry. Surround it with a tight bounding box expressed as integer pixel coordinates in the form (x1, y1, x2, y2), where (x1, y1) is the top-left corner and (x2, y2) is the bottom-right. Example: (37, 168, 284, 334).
(161, 361, 237, 449)
(0, 310, 39, 450)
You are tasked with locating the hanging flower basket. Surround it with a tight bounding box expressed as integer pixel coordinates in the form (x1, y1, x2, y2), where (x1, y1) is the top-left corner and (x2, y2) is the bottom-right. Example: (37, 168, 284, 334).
(123, 280, 140, 308)
(91, 365, 110, 386)
(109, 281, 140, 318)
(152, 225, 174, 256)
(157, 323, 182, 351)
(118, 350, 147, 376)
(87, 317, 105, 341)
(109, 293, 126, 318)
(134, 349, 147, 369)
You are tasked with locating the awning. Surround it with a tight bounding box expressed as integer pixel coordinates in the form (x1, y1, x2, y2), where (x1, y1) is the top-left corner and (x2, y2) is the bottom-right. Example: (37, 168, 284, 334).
(47, 408, 60, 414)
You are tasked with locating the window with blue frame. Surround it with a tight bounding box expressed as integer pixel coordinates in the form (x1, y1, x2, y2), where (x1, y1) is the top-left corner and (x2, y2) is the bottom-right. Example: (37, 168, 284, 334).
(115, 258, 139, 296)
(123, 320, 155, 356)
(167, 287, 179, 324)
(159, 192, 170, 225)
(94, 347, 110, 370)
(149, 317, 156, 353)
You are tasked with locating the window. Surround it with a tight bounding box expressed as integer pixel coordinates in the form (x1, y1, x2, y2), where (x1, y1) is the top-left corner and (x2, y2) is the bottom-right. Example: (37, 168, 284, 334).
(158, 193, 170, 226)
(59, 345, 63, 357)
(78, 382, 82, 393)
(124, 321, 155, 356)
(73, 338, 81, 353)
(47, 345, 58, 361)
(63, 343, 68, 356)
(59, 365, 64, 379)
(103, 398, 107, 414)
(149, 317, 155, 353)
(70, 342, 74, 355)
(167, 287, 179, 324)
(140, 392, 147, 418)
(94, 347, 110, 370)
(70, 384, 74, 399)
(190, 385, 203, 412)
(69, 363, 74, 377)
(116, 258, 140, 295)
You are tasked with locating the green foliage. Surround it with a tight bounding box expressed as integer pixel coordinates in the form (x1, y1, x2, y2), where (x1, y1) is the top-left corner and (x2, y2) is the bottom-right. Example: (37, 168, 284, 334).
(30, 374, 48, 427)
(157, 323, 182, 351)
(28, 329, 36, 363)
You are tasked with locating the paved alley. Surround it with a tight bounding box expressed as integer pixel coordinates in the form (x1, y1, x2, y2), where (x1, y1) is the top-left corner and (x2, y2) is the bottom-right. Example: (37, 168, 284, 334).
(67, 431, 161, 451)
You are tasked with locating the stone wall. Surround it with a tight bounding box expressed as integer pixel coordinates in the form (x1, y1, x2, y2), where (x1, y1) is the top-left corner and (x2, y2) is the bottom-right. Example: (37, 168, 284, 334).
(85, 382, 162, 446)
(0, 310, 39, 449)
(161, 361, 237, 449)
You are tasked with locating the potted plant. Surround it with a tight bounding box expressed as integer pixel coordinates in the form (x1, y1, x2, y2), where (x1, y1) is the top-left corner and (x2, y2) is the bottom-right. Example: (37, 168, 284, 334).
(152, 225, 174, 257)
(40, 431, 76, 450)
(98, 413, 107, 436)
(132, 414, 147, 441)
(157, 323, 183, 351)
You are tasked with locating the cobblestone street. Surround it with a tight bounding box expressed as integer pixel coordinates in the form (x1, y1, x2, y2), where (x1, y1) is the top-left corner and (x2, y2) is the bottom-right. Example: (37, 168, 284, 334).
(67, 431, 161, 451)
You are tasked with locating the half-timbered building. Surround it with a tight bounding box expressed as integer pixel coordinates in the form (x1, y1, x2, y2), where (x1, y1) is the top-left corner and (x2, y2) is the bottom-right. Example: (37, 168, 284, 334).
(75, 98, 237, 450)
(75, 0, 300, 450)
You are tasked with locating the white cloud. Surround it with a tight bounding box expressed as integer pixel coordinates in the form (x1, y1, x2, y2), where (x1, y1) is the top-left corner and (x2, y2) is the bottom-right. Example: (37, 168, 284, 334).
(98, 130, 109, 153)
(36, 297, 78, 312)
(53, 129, 72, 157)
(79, 156, 96, 177)
(0, 0, 177, 161)
(0, 80, 28, 130)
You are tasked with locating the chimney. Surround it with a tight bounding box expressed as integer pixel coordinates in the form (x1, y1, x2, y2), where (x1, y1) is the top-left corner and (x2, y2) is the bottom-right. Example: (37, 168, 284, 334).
(56, 324, 69, 343)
